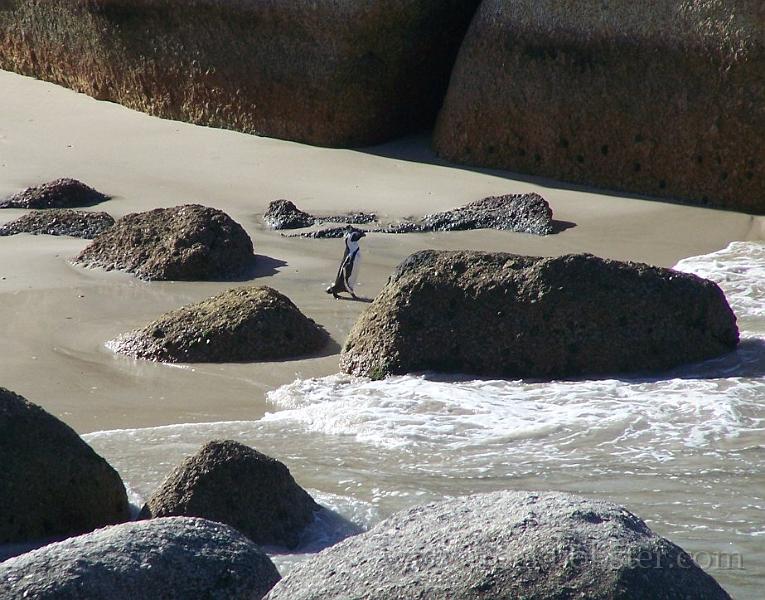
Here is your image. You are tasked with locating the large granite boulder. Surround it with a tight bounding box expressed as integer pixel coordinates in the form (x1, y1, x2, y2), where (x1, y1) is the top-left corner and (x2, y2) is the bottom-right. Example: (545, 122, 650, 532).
(433, 1, 765, 213)
(0, 178, 109, 209)
(109, 286, 327, 363)
(75, 204, 254, 280)
(340, 251, 739, 379)
(0, 0, 480, 146)
(0, 208, 115, 238)
(0, 387, 130, 544)
(140, 440, 320, 549)
(0, 517, 281, 600)
(265, 491, 731, 599)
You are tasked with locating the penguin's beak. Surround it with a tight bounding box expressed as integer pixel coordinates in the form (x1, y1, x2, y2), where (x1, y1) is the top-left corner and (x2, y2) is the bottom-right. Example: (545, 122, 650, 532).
(359, 231, 366, 238)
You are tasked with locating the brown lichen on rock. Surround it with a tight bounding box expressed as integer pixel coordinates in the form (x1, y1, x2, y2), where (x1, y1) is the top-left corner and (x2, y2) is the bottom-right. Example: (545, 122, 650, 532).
(110, 286, 328, 363)
(0, 209, 115, 238)
(75, 204, 254, 280)
(340, 250, 739, 379)
(433, 0, 765, 213)
(140, 440, 320, 549)
(0, 0, 480, 147)
(0, 387, 130, 544)
(0, 178, 109, 209)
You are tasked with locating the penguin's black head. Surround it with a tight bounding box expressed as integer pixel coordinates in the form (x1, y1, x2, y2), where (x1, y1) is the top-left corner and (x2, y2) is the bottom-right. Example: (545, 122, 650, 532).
(349, 230, 366, 242)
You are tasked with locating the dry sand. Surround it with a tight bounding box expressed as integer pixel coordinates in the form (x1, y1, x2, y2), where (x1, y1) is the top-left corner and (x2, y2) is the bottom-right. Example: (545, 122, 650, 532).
(0, 69, 761, 433)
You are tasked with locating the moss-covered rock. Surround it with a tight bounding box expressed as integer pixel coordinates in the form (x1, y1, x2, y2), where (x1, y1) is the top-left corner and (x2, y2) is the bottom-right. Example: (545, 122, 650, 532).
(434, 0, 765, 213)
(110, 286, 327, 363)
(0, 178, 109, 209)
(75, 204, 254, 280)
(0, 208, 114, 238)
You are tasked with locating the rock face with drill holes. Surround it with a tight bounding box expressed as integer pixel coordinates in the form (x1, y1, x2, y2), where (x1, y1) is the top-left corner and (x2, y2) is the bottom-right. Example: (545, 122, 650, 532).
(140, 440, 320, 549)
(433, 0, 765, 213)
(75, 204, 254, 280)
(110, 286, 327, 363)
(0, 178, 109, 209)
(0, 387, 130, 545)
(0, 209, 115, 238)
(341, 250, 739, 379)
(0, 517, 281, 600)
(265, 491, 732, 600)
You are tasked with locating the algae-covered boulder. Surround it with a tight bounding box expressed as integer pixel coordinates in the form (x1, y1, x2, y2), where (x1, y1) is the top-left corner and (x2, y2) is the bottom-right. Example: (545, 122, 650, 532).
(265, 491, 731, 600)
(0, 517, 281, 600)
(0, 178, 109, 209)
(0, 387, 130, 544)
(110, 286, 327, 362)
(140, 440, 320, 549)
(75, 204, 254, 280)
(340, 250, 739, 379)
(0, 0, 480, 146)
(434, 0, 765, 213)
(264, 200, 315, 230)
(0, 208, 115, 238)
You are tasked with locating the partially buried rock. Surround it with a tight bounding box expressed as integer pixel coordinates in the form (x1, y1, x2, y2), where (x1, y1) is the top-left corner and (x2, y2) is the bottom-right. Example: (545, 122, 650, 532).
(110, 286, 327, 363)
(0, 387, 130, 544)
(0, 517, 281, 600)
(0, 178, 109, 209)
(75, 204, 254, 280)
(377, 193, 554, 235)
(0, 209, 115, 239)
(264, 199, 315, 230)
(265, 490, 731, 600)
(341, 251, 739, 379)
(140, 440, 320, 549)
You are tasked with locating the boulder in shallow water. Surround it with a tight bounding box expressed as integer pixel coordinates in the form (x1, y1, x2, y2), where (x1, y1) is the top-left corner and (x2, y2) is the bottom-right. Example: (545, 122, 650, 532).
(0, 517, 281, 600)
(340, 251, 739, 378)
(140, 440, 320, 549)
(0, 387, 130, 544)
(0, 208, 115, 238)
(0, 178, 109, 209)
(75, 204, 254, 280)
(264, 199, 315, 230)
(265, 490, 731, 600)
(110, 286, 327, 363)
(433, 0, 765, 213)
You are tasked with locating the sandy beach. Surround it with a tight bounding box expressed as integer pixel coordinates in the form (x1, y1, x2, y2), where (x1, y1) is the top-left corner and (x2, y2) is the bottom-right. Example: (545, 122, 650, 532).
(1, 68, 760, 433)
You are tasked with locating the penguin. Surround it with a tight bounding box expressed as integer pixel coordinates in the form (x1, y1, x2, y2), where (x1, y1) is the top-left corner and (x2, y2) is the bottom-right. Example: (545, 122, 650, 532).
(326, 229, 366, 299)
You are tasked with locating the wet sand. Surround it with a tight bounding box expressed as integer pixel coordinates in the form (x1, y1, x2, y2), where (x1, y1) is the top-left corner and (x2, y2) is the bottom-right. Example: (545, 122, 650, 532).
(0, 69, 761, 433)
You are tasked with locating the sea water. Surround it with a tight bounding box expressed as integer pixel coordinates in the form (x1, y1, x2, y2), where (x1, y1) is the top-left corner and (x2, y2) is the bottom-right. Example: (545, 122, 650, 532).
(82, 241, 764, 596)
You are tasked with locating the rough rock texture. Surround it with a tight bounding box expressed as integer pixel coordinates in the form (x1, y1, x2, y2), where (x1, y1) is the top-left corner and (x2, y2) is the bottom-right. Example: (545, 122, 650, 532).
(0, 178, 109, 209)
(110, 286, 327, 363)
(433, 0, 765, 213)
(264, 200, 315, 230)
(0, 387, 130, 544)
(140, 440, 320, 549)
(0, 517, 281, 600)
(318, 211, 377, 225)
(285, 225, 366, 239)
(0, 208, 115, 238)
(265, 491, 731, 600)
(341, 251, 739, 379)
(0, 0, 480, 146)
(376, 193, 554, 235)
(75, 204, 254, 280)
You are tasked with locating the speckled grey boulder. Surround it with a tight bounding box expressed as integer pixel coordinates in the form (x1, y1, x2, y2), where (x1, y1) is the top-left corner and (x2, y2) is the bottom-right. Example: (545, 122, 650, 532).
(265, 491, 731, 600)
(0, 209, 115, 238)
(0, 387, 130, 544)
(0, 517, 281, 600)
(0, 178, 109, 209)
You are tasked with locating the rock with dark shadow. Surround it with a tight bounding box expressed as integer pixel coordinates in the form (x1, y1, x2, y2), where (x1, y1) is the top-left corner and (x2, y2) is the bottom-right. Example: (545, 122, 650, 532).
(265, 490, 731, 600)
(377, 193, 554, 235)
(0, 517, 281, 600)
(0, 178, 109, 209)
(110, 286, 327, 363)
(0, 209, 115, 238)
(140, 440, 320, 549)
(341, 250, 739, 379)
(75, 204, 254, 280)
(0, 387, 130, 544)
(264, 200, 315, 230)
(433, 0, 765, 213)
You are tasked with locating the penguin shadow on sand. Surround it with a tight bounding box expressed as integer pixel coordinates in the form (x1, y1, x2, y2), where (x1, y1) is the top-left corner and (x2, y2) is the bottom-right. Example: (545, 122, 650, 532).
(326, 229, 373, 303)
